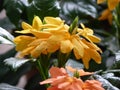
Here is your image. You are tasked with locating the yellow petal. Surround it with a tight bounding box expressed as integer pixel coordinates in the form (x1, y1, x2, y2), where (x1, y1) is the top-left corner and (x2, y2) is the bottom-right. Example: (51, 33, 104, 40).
(87, 35, 101, 43)
(15, 29, 31, 34)
(89, 49, 101, 64)
(28, 39, 46, 46)
(97, 0, 105, 4)
(108, 0, 120, 11)
(47, 35, 61, 53)
(80, 23, 85, 29)
(43, 23, 67, 33)
(72, 36, 84, 59)
(60, 40, 73, 53)
(42, 24, 58, 29)
(82, 49, 91, 69)
(32, 16, 43, 30)
(31, 41, 47, 58)
(82, 39, 102, 53)
(44, 17, 64, 25)
(22, 22, 32, 29)
(84, 28, 93, 35)
(20, 46, 35, 57)
(14, 36, 35, 51)
(30, 30, 51, 38)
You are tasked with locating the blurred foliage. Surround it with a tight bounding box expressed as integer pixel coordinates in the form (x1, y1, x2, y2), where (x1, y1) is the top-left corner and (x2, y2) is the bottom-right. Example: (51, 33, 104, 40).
(0, 0, 120, 90)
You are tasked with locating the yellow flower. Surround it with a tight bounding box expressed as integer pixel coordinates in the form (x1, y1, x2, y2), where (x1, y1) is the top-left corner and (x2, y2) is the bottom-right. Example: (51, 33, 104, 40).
(14, 16, 102, 68)
(44, 21, 102, 68)
(14, 16, 68, 58)
(97, 0, 120, 24)
(98, 9, 113, 24)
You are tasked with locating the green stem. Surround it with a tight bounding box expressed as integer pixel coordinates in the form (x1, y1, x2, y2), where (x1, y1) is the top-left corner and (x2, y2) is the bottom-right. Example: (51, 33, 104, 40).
(36, 58, 49, 88)
(58, 51, 70, 67)
(113, 3, 120, 50)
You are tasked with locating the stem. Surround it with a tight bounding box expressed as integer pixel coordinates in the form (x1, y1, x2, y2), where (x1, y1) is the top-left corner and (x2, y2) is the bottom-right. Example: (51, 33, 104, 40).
(103, 69, 120, 73)
(36, 58, 49, 88)
(57, 51, 70, 67)
(113, 3, 120, 50)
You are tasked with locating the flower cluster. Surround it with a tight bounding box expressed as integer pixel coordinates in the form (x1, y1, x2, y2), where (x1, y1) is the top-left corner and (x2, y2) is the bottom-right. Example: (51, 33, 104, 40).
(40, 66, 105, 90)
(14, 16, 102, 69)
(97, 0, 120, 24)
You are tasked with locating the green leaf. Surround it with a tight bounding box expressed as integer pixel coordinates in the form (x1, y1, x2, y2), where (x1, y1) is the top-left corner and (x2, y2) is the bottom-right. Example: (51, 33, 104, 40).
(4, 57, 29, 69)
(0, 0, 4, 11)
(60, 0, 98, 24)
(0, 27, 14, 45)
(102, 73, 120, 88)
(92, 74, 120, 90)
(3, 0, 25, 27)
(27, 0, 60, 23)
(110, 50, 120, 69)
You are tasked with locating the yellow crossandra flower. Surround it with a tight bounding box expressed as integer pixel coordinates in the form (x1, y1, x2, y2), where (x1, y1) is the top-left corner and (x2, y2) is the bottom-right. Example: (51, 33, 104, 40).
(14, 16, 68, 58)
(97, 0, 120, 10)
(97, 0, 120, 24)
(14, 16, 102, 68)
(46, 25, 102, 68)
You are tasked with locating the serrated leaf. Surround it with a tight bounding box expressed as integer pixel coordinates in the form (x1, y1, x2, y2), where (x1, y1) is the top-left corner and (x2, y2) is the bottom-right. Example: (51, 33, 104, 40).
(92, 74, 120, 90)
(4, 57, 29, 69)
(3, 0, 25, 27)
(0, 27, 14, 45)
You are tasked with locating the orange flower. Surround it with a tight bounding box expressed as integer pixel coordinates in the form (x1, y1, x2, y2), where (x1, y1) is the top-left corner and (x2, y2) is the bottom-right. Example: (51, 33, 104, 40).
(40, 66, 104, 90)
(83, 80, 105, 90)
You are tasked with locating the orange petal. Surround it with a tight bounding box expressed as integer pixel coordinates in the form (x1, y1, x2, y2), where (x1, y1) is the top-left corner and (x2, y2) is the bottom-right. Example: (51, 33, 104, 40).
(66, 66, 93, 76)
(47, 86, 60, 90)
(108, 0, 120, 11)
(49, 67, 67, 78)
